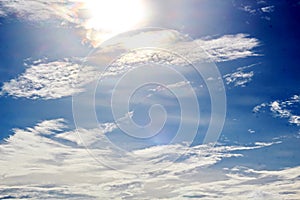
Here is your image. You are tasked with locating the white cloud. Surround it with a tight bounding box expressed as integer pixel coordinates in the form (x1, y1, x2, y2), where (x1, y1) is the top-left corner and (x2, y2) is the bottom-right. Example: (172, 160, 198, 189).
(240, 5, 257, 14)
(253, 102, 267, 113)
(257, 0, 267, 4)
(197, 34, 260, 62)
(1, 31, 260, 100)
(248, 129, 255, 134)
(223, 63, 260, 87)
(224, 70, 254, 87)
(1, 58, 96, 99)
(146, 81, 191, 98)
(25, 118, 66, 135)
(0, 119, 299, 199)
(261, 6, 275, 13)
(236, 2, 275, 21)
(254, 95, 300, 126)
(102, 32, 260, 77)
(270, 101, 291, 118)
(0, 0, 79, 23)
(289, 115, 300, 126)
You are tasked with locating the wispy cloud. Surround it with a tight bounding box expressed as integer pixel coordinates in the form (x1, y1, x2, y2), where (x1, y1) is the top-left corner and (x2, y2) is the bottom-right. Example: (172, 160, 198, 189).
(1, 30, 260, 100)
(224, 71, 253, 87)
(236, 1, 275, 21)
(0, 0, 80, 23)
(223, 63, 260, 87)
(102, 32, 260, 78)
(261, 5, 275, 13)
(240, 5, 257, 14)
(196, 34, 260, 62)
(1, 58, 96, 99)
(254, 95, 300, 126)
(0, 119, 299, 199)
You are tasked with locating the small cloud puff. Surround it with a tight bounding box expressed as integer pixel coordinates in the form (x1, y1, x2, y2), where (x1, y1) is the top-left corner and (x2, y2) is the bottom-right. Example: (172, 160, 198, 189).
(253, 95, 300, 126)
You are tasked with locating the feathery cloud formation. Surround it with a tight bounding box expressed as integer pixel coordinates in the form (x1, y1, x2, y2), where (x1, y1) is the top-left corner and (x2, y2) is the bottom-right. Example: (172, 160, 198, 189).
(1, 59, 96, 99)
(0, 119, 299, 199)
(1, 31, 260, 100)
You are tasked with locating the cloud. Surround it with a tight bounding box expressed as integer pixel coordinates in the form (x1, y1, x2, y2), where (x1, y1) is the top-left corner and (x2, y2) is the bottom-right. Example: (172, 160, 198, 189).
(235, 1, 275, 21)
(115, 32, 260, 64)
(0, 0, 261, 50)
(0, 119, 299, 199)
(261, 5, 275, 13)
(253, 95, 300, 126)
(224, 71, 254, 87)
(1, 31, 260, 100)
(196, 34, 260, 62)
(146, 81, 191, 99)
(1, 58, 96, 99)
(101, 32, 260, 78)
(0, 0, 146, 45)
(0, 0, 93, 46)
(223, 63, 260, 87)
(0, 0, 79, 23)
(248, 129, 255, 134)
(240, 5, 257, 14)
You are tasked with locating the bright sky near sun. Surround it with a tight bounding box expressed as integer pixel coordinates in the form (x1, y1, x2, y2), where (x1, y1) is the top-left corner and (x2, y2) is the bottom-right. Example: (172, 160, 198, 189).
(78, 0, 148, 44)
(84, 0, 146, 31)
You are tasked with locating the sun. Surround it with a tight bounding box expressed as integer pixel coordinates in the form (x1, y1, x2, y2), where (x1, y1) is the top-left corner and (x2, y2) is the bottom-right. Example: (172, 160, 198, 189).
(84, 0, 147, 34)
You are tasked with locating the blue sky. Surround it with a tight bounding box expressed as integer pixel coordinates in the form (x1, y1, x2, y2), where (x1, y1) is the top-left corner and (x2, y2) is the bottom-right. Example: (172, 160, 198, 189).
(0, 0, 300, 199)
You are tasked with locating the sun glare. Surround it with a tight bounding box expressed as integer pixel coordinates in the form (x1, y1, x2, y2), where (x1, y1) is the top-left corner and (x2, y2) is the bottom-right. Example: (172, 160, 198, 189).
(84, 0, 146, 34)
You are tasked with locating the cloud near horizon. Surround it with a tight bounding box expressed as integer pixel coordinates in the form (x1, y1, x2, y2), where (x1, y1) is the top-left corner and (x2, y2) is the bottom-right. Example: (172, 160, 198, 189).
(0, 119, 300, 199)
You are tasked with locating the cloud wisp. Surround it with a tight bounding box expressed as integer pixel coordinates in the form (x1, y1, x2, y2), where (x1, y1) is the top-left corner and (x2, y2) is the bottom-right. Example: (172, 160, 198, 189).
(106, 32, 260, 70)
(223, 63, 260, 87)
(236, 1, 275, 21)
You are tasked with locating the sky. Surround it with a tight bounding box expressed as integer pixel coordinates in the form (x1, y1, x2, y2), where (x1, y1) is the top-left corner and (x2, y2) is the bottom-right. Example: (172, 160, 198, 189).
(0, 0, 300, 199)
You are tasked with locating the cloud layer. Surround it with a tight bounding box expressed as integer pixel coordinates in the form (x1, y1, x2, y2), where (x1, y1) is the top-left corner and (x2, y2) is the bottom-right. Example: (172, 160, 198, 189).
(106, 32, 260, 71)
(1, 30, 260, 100)
(0, 119, 299, 199)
